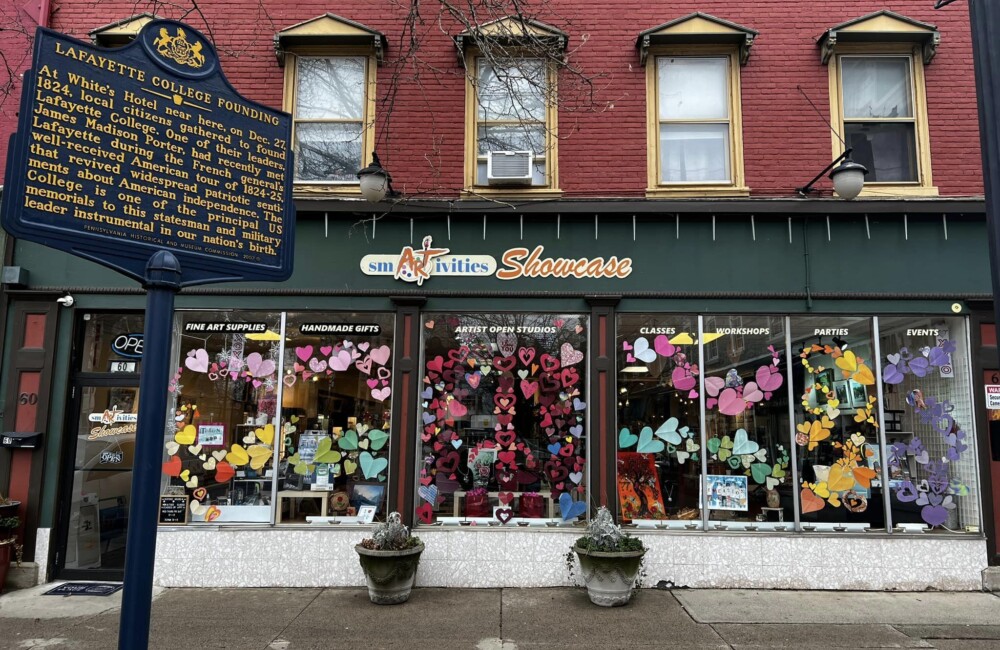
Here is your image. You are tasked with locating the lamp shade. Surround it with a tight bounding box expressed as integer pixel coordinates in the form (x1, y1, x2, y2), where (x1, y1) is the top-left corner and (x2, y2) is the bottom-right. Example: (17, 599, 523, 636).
(829, 160, 867, 200)
(358, 169, 389, 202)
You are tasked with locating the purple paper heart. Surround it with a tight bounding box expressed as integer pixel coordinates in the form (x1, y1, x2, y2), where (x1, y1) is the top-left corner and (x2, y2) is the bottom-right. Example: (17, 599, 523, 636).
(921, 505, 949, 527)
(882, 364, 904, 385)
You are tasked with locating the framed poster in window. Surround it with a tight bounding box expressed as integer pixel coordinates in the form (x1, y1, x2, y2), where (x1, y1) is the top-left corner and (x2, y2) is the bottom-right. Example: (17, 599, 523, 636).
(197, 423, 225, 447)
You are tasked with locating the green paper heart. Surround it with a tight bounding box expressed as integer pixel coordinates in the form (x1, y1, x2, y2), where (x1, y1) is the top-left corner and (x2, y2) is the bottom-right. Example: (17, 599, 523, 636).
(666, 443, 677, 454)
(707, 437, 722, 454)
(368, 429, 389, 451)
(338, 429, 359, 451)
(314, 437, 342, 464)
(359, 451, 388, 480)
(750, 462, 771, 484)
(727, 456, 741, 469)
(772, 464, 786, 479)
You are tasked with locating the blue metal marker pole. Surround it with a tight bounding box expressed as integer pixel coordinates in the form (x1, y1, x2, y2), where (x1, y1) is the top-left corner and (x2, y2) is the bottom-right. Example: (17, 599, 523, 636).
(118, 251, 182, 650)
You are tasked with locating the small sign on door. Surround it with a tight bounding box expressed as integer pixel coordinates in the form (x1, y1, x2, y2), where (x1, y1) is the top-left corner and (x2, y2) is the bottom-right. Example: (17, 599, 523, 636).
(985, 385, 1000, 410)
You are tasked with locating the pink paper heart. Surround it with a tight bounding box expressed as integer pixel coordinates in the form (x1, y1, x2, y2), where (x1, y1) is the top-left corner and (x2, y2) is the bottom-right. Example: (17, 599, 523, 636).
(705, 376, 726, 397)
(358, 342, 370, 352)
(367, 378, 379, 389)
(355, 356, 373, 375)
(653, 335, 675, 358)
(309, 358, 327, 373)
(560, 342, 584, 367)
(184, 348, 209, 373)
(742, 381, 764, 404)
(377, 366, 391, 380)
(467, 372, 481, 389)
(283, 374, 297, 387)
(369, 345, 391, 366)
(246, 352, 275, 378)
(295, 346, 313, 362)
(718, 388, 748, 416)
(372, 387, 391, 402)
(320, 346, 333, 357)
(448, 399, 468, 417)
(329, 350, 351, 372)
(622, 341, 633, 351)
(671, 366, 696, 391)
(755, 365, 783, 392)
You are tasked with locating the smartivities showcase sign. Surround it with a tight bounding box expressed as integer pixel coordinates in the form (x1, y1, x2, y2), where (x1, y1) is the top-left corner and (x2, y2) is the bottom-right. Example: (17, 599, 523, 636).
(361, 236, 633, 286)
(2, 20, 294, 285)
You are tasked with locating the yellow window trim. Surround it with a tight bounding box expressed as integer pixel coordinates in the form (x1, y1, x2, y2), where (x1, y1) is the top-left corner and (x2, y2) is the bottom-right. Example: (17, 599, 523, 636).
(827, 43, 937, 198)
(645, 45, 748, 197)
(283, 50, 377, 196)
(463, 52, 560, 195)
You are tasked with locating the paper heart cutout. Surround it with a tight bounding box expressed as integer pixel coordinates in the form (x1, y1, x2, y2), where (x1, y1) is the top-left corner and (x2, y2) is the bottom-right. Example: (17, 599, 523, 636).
(636, 426, 664, 454)
(165, 441, 180, 456)
(495, 507, 514, 524)
(184, 348, 209, 373)
(618, 427, 639, 449)
(370, 345, 391, 366)
(416, 502, 434, 524)
(329, 350, 352, 372)
(560, 342, 584, 366)
(212, 449, 227, 462)
(245, 352, 275, 378)
(631, 337, 656, 363)
(800, 487, 825, 513)
(372, 386, 391, 401)
(558, 492, 587, 520)
(295, 346, 314, 362)
(718, 388, 748, 416)
(732, 429, 759, 455)
(672, 366, 697, 392)
(653, 335, 675, 358)
(162, 455, 182, 477)
(175, 425, 197, 446)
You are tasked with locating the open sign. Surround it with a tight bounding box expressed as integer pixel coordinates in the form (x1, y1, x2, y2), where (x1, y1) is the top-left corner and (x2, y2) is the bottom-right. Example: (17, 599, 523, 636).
(112, 333, 144, 359)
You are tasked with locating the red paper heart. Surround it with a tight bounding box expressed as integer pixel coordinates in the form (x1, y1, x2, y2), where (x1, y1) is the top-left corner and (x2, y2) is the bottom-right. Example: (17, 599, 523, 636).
(498, 492, 514, 505)
(559, 443, 575, 457)
(426, 356, 445, 375)
(498, 451, 517, 466)
(193, 487, 208, 501)
(495, 508, 514, 524)
(436, 451, 460, 474)
(518, 347, 536, 366)
(540, 354, 560, 373)
(495, 431, 517, 447)
(493, 356, 516, 372)
(162, 455, 182, 477)
(416, 503, 434, 524)
(215, 461, 235, 483)
(420, 476, 433, 486)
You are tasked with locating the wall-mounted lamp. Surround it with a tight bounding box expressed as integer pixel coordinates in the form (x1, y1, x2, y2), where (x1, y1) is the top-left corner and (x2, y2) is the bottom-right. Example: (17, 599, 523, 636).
(56, 293, 74, 307)
(796, 148, 868, 200)
(357, 152, 399, 203)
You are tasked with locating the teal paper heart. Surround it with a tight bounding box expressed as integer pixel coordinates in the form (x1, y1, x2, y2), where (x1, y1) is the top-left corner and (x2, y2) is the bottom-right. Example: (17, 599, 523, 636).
(359, 451, 388, 480)
(618, 427, 638, 449)
(636, 426, 665, 454)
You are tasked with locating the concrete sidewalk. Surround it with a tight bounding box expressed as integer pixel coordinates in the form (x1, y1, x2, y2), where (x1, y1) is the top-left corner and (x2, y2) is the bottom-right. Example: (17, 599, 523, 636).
(1, 584, 999, 649)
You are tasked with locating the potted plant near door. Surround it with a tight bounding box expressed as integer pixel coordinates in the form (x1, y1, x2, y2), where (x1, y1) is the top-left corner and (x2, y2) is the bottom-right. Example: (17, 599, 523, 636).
(0, 493, 23, 594)
(355, 511, 423, 604)
(571, 506, 646, 607)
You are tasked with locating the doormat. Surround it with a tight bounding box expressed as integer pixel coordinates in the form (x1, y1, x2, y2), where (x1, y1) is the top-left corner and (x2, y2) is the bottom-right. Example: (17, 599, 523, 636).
(43, 582, 123, 597)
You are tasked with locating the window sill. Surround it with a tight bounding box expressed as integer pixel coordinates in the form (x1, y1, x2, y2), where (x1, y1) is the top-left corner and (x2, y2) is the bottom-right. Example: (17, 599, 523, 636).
(462, 187, 564, 200)
(856, 185, 939, 198)
(646, 186, 751, 199)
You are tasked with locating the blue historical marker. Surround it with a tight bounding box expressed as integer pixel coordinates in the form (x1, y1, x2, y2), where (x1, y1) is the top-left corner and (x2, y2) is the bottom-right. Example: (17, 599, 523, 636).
(1, 20, 295, 650)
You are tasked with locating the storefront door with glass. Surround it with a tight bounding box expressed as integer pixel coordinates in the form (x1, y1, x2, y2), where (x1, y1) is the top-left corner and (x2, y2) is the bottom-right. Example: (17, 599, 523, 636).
(57, 314, 143, 579)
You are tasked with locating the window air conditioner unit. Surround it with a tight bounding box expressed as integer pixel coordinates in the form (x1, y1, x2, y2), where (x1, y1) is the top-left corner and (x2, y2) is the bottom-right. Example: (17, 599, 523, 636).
(487, 150, 533, 185)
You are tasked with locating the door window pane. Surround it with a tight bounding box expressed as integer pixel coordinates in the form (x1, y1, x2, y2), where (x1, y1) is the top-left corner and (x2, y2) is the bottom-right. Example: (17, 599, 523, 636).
(879, 317, 979, 532)
(79, 313, 144, 374)
(658, 57, 728, 120)
(703, 317, 792, 530)
(660, 124, 731, 183)
(278, 314, 395, 524)
(791, 318, 883, 530)
(616, 316, 701, 527)
(418, 314, 588, 525)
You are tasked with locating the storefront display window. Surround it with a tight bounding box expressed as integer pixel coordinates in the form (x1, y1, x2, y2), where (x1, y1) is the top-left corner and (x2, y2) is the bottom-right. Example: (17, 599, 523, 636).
(878, 317, 979, 532)
(703, 316, 791, 529)
(277, 313, 395, 523)
(791, 317, 882, 530)
(162, 312, 282, 524)
(616, 316, 701, 527)
(418, 314, 587, 525)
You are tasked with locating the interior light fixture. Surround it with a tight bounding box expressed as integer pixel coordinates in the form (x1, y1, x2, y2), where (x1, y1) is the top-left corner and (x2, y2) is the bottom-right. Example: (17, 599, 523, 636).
(796, 147, 868, 200)
(621, 365, 649, 373)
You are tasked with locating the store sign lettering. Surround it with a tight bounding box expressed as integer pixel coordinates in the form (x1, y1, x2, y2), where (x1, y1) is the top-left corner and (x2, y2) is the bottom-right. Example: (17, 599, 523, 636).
(360, 236, 633, 285)
(184, 322, 266, 333)
(299, 323, 380, 335)
(87, 405, 138, 440)
(112, 333, 144, 358)
(987, 385, 1000, 410)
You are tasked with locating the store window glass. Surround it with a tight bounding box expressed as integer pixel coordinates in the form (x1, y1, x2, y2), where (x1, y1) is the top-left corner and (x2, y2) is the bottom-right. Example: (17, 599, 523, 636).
(879, 317, 979, 532)
(418, 314, 587, 525)
(80, 313, 145, 373)
(161, 312, 282, 524)
(703, 316, 791, 530)
(791, 317, 882, 530)
(616, 316, 701, 528)
(277, 314, 395, 524)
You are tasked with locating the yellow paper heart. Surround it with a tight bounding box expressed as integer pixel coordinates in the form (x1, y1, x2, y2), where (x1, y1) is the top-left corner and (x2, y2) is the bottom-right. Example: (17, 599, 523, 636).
(290, 415, 300, 424)
(343, 459, 358, 475)
(835, 350, 859, 374)
(180, 469, 190, 482)
(812, 481, 831, 498)
(850, 433, 866, 447)
(827, 463, 855, 492)
(226, 444, 250, 467)
(827, 398, 840, 409)
(175, 425, 196, 445)
(254, 424, 274, 446)
(247, 445, 273, 471)
(827, 492, 842, 508)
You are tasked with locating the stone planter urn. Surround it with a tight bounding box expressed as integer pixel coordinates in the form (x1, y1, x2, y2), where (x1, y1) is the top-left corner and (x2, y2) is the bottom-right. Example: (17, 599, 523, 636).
(355, 543, 424, 605)
(574, 546, 645, 607)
